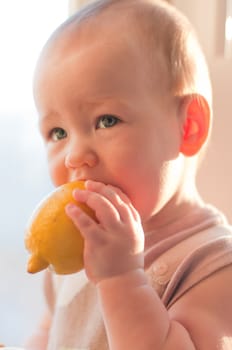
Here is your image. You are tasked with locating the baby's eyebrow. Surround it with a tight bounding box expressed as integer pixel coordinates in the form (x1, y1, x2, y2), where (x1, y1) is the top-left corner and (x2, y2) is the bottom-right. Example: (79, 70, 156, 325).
(39, 111, 60, 123)
(38, 111, 61, 131)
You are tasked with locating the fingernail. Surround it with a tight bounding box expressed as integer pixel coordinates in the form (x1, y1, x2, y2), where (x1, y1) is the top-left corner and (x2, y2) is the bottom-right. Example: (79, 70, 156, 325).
(65, 203, 77, 214)
(73, 189, 82, 198)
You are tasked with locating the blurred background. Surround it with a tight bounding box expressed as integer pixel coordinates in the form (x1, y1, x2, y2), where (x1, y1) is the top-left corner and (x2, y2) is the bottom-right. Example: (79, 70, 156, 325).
(0, 0, 231, 346)
(0, 0, 68, 345)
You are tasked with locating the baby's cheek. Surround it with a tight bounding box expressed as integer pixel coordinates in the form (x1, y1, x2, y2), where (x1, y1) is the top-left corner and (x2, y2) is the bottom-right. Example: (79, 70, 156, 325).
(130, 182, 163, 221)
(48, 159, 66, 187)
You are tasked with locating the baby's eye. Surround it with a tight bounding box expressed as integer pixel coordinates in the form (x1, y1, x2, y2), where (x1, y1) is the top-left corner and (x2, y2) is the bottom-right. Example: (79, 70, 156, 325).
(50, 127, 67, 141)
(96, 115, 120, 129)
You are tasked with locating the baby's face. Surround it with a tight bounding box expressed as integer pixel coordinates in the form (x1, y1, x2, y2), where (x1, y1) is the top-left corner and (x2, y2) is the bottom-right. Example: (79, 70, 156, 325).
(34, 21, 184, 225)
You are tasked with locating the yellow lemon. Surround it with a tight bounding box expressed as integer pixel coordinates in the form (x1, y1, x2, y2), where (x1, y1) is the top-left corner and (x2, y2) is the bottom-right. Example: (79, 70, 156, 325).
(25, 181, 94, 275)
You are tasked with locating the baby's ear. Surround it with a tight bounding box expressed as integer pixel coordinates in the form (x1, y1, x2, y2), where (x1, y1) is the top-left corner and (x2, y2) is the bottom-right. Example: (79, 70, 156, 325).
(179, 94, 211, 156)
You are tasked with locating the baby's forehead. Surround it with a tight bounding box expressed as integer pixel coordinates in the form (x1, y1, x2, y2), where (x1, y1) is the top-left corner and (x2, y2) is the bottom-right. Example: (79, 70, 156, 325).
(35, 1, 174, 97)
(40, 28, 164, 89)
(34, 14, 171, 114)
(50, 7, 168, 66)
(41, 24, 168, 98)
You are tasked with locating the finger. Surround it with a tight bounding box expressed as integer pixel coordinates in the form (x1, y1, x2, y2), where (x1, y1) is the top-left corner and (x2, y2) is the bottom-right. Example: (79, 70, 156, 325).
(105, 184, 141, 222)
(85, 181, 131, 222)
(86, 180, 140, 223)
(73, 189, 121, 227)
(65, 203, 103, 242)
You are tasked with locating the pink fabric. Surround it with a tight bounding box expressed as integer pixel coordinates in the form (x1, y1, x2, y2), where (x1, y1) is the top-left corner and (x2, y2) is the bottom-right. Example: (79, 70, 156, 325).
(43, 205, 232, 349)
(146, 223, 232, 307)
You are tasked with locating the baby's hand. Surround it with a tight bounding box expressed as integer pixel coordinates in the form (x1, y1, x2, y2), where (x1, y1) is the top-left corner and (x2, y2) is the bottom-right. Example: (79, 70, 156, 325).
(66, 180, 144, 284)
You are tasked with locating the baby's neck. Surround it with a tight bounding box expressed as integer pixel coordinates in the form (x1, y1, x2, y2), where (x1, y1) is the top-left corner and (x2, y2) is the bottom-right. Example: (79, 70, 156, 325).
(143, 186, 204, 244)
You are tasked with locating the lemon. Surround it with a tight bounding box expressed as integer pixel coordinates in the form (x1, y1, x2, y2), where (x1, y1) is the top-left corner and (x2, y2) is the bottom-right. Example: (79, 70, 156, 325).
(25, 181, 94, 275)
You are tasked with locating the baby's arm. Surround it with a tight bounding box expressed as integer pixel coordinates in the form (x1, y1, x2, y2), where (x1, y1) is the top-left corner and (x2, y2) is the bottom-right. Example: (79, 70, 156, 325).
(97, 269, 196, 349)
(24, 270, 54, 349)
(24, 311, 51, 350)
(66, 181, 197, 349)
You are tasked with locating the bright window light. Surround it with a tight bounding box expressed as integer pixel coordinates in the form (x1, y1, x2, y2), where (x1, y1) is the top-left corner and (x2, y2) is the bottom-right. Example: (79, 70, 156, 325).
(221, 336, 232, 348)
(225, 16, 232, 41)
(0, 0, 68, 117)
(225, 0, 232, 57)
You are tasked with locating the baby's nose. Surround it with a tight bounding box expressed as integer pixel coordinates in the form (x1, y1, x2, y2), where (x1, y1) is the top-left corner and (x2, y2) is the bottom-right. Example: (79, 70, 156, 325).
(64, 144, 98, 169)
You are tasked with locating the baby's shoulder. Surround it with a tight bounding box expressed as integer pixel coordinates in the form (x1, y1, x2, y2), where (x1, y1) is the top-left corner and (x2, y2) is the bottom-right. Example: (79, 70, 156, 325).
(169, 264, 232, 348)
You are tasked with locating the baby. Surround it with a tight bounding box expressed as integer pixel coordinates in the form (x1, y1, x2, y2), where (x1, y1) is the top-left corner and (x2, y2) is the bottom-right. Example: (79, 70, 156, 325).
(25, 0, 232, 349)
